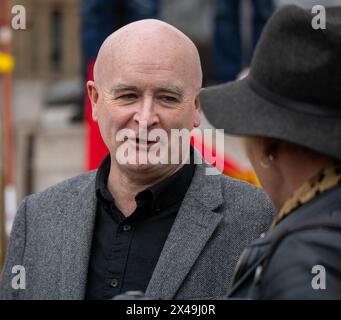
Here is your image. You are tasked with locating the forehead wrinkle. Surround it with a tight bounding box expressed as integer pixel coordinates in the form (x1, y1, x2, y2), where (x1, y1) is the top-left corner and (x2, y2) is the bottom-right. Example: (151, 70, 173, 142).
(130, 62, 174, 71)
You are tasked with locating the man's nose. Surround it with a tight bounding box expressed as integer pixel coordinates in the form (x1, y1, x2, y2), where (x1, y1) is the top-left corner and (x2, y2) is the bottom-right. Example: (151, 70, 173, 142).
(133, 96, 159, 128)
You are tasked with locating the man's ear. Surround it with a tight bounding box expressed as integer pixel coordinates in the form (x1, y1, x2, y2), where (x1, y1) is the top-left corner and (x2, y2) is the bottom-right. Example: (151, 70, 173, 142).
(87, 81, 99, 122)
(193, 95, 201, 128)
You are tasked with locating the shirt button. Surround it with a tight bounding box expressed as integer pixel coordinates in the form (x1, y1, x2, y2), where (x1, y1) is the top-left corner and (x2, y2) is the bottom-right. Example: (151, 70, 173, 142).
(110, 279, 119, 288)
(122, 224, 132, 232)
(260, 232, 266, 239)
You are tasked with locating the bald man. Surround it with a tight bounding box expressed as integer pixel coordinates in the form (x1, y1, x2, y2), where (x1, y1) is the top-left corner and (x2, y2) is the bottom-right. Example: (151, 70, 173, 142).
(0, 20, 273, 300)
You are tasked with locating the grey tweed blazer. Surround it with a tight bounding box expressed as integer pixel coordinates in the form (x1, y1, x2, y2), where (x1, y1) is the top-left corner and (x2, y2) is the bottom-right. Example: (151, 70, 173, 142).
(0, 160, 274, 300)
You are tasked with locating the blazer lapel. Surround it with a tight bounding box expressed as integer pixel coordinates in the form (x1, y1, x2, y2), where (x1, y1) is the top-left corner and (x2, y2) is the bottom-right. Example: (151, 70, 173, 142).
(146, 162, 224, 299)
(60, 173, 98, 299)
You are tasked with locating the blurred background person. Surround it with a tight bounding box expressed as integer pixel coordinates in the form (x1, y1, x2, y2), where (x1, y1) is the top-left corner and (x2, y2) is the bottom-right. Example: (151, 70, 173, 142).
(212, 0, 273, 84)
(81, 0, 160, 70)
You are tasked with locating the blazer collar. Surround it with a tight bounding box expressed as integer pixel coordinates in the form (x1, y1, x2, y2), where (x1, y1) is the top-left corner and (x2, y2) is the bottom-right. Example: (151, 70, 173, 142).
(146, 159, 224, 299)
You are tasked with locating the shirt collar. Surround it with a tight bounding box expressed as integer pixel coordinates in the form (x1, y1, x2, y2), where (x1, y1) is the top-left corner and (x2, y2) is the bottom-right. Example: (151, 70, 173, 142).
(95, 148, 196, 214)
(95, 153, 114, 205)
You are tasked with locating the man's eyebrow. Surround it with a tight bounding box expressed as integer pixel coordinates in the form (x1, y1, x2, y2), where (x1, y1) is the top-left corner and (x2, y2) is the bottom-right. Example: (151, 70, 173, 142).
(109, 84, 139, 94)
(157, 85, 184, 97)
(109, 84, 184, 97)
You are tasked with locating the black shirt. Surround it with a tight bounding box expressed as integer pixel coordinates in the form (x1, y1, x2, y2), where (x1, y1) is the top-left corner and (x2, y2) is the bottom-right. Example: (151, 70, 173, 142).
(85, 153, 195, 300)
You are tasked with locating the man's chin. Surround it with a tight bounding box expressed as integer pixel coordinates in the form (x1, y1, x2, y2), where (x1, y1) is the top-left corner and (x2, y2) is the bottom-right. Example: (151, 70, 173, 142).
(120, 162, 164, 173)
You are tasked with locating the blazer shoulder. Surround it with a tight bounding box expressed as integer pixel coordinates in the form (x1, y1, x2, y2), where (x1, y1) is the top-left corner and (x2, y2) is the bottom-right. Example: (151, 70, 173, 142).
(216, 174, 275, 227)
(26, 170, 97, 203)
(220, 174, 273, 208)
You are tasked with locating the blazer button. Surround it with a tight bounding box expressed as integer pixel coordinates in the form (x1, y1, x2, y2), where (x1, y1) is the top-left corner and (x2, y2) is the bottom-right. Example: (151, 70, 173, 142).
(110, 279, 119, 288)
(122, 224, 132, 232)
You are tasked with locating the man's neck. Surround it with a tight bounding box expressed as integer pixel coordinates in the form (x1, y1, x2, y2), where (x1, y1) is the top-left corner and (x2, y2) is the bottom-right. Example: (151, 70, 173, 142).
(107, 162, 185, 217)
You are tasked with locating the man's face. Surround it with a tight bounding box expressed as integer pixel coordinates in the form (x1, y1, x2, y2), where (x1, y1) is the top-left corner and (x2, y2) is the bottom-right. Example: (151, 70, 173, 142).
(88, 49, 201, 175)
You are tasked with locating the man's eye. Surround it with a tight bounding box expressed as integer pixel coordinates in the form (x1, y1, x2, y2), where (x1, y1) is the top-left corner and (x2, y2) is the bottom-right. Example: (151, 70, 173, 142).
(118, 94, 137, 100)
(160, 96, 178, 103)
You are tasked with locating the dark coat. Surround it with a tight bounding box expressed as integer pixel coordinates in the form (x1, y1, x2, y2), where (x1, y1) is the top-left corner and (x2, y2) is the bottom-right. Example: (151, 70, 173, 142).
(229, 184, 341, 299)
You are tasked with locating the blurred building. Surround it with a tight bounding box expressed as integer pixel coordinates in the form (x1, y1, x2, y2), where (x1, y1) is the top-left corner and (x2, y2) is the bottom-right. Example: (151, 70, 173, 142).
(12, 0, 81, 80)
(8, 0, 84, 208)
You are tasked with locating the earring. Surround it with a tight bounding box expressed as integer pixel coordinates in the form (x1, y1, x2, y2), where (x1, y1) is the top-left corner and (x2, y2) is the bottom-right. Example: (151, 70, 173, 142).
(260, 154, 274, 169)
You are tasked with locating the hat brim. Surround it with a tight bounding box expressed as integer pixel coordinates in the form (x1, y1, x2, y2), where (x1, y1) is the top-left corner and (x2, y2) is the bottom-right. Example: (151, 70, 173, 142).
(200, 78, 341, 160)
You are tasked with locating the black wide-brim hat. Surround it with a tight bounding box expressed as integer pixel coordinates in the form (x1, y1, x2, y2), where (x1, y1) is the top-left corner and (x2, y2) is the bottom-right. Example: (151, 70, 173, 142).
(200, 5, 341, 161)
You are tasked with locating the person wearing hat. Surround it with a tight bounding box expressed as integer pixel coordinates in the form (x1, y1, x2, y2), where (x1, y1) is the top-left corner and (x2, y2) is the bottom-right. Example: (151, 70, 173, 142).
(201, 5, 341, 299)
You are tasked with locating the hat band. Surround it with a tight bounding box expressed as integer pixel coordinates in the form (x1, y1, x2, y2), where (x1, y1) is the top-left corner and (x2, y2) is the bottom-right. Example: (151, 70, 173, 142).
(247, 76, 341, 117)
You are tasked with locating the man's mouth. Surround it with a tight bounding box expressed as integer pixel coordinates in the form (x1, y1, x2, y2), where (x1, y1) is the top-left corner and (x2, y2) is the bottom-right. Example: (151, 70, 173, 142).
(132, 137, 160, 148)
